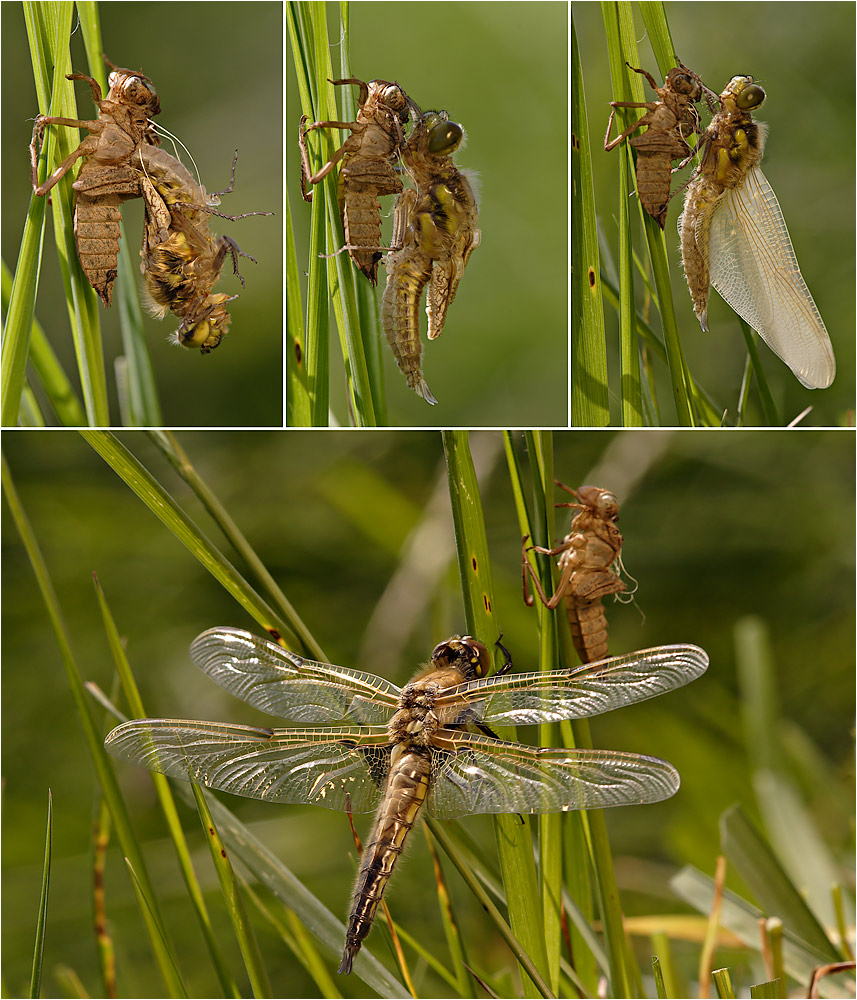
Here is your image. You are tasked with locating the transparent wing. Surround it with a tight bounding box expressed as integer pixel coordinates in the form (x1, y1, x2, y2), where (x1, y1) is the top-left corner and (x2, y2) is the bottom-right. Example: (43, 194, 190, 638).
(433, 644, 708, 726)
(105, 718, 392, 812)
(426, 730, 679, 817)
(704, 165, 835, 389)
(189, 627, 401, 724)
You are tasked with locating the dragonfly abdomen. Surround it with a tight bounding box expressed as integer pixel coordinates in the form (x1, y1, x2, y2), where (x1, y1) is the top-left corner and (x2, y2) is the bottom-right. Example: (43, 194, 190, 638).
(381, 246, 436, 404)
(339, 746, 431, 974)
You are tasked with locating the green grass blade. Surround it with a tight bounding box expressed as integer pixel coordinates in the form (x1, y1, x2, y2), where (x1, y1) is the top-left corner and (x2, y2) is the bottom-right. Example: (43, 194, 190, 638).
(712, 966, 736, 999)
(602, 2, 695, 426)
(738, 323, 780, 425)
(144, 430, 326, 659)
(94, 575, 241, 998)
(190, 784, 272, 999)
(29, 3, 109, 425)
(427, 820, 554, 998)
(571, 14, 609, 426)
(2, 260, 86, 425)
(28, 790, 52, 999)
(1, 453, 187, 998)
(442, 430, 552, 998)
(114, 221, 162, 427)
(286, 191, 311, 425)
(123, 861, 188, 998)
(749, 979, 782, 999)
(79, 430, 305, 648)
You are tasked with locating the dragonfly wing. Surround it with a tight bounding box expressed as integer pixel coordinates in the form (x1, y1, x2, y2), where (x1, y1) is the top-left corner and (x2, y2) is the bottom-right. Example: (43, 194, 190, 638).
(190, 627, 401, 724)
(434, 644, 708, 726)
(426, 730, 679, 818)
(105, 719, 391, 812)
(706, 165, 835, 389)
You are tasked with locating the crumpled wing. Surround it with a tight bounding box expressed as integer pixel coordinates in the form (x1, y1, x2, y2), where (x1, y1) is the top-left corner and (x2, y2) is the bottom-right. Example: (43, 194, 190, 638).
(432, 643, 708, 726)
(426, 730, 679, 817)
(704, 165, 835, 389)
(189, 627, 401, 724)
(105, 718, 392, 812)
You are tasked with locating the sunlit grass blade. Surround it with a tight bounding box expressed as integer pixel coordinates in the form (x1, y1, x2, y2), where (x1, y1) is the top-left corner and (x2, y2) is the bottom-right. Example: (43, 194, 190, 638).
(94, 574, 241, 998)
(750, 979, 782, 999)
(671, 866, 840, 987)
(1, 453, 187, 998)
(719, 805, 838, 960)
(713, 966, 736, 999)
(79, 430, 305, 650)
(571, 14, 609, 426)
(28, 790, 52, 1000)
(190, 784, 272, 998)
(442, 430, 551, 998)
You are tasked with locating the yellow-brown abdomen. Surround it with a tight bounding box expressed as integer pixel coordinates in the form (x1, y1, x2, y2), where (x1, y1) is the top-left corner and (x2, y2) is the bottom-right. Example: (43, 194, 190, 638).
(338, 747, 430, 974)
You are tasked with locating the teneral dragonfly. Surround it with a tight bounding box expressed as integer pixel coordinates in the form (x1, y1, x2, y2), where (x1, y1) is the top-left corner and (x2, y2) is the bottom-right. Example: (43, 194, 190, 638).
(678, 75, 836, 389)
(104, 627, 708, 974)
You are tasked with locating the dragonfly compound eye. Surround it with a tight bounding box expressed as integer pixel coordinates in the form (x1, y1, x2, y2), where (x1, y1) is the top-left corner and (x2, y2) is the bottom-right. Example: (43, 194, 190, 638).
(428, 121, 463, 156)
(735, 83, 765, 111)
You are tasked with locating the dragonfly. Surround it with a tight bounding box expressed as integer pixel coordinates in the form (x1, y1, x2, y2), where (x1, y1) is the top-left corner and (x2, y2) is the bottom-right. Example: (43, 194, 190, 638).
(678, 75, 836, 389)
(104, 627, 708, 974)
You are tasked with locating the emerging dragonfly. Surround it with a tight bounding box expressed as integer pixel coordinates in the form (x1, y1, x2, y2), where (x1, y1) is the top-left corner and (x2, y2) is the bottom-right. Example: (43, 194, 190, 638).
(678, 75, 836, 389)
(105, 627, 708, 974)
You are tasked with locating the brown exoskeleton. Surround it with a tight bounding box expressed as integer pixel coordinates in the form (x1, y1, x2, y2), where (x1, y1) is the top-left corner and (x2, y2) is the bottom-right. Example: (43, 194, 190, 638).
(604, 60, 715, 229)
(30, 59, 161, 305)
(299, 78, 416, 285)
(381, 111, 480, 404)
(138, 146, 271, 352)
(523, 482, 630, 663)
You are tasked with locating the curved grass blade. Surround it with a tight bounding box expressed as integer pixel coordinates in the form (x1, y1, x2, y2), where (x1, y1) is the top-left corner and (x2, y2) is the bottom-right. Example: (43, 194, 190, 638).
(1, 453, 187, 998)
(79, 431, 305, 651)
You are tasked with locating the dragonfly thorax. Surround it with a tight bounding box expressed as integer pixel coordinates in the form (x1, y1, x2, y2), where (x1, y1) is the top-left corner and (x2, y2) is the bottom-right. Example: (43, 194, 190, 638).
(387, 681, 443, 745)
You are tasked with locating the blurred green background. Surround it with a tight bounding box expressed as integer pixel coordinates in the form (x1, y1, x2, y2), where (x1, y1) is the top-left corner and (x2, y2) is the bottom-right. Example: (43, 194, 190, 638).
(2, 2, 283, 427)
(2, 428, 853, 996)
(288, 2, 568, 426)
(574, 2, 855, 425)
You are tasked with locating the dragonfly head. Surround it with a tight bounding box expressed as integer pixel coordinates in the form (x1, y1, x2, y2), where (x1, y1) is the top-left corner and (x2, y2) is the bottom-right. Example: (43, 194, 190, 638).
(430, 636, 491, 679)
(421, 111, 464, 156)
(720, 76, 766, 114)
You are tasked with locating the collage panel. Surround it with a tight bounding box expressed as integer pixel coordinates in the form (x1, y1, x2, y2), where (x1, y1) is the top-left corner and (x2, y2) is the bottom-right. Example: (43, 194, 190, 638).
(2, 429, 853, 996)
(287, 2, 568, 427)
(2, 2, 283, 428)
(572, 2, 854, 427)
